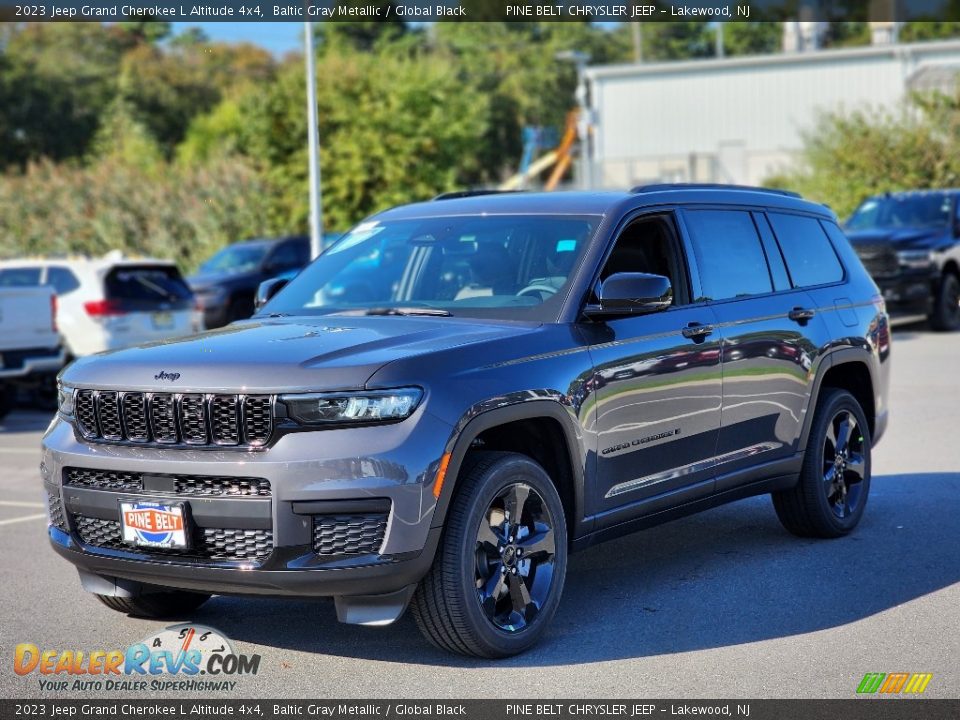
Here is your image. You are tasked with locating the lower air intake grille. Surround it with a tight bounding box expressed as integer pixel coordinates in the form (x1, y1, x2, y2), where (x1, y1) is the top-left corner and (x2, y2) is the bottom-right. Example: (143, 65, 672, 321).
(72, 516, 273, 562)
(63, 468, 271, 497)
(312, 513, 387, 556)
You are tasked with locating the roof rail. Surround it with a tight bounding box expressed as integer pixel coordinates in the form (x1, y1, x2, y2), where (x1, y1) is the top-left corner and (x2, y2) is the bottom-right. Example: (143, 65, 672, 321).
(630, 183, 801, 198)
(432, 189, 525, 201)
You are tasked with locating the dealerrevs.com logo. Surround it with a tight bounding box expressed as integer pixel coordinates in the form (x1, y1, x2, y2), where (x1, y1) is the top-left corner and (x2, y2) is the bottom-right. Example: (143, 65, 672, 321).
(857, 672, 933, 695)
(14, 624, 260, 693)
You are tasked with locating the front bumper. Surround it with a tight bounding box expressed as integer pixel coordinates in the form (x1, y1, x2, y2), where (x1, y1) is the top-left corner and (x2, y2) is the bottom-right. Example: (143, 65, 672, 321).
(0, 346, 65, 380)
(873, 270, 936, 316)
(41, 410, 451, 601)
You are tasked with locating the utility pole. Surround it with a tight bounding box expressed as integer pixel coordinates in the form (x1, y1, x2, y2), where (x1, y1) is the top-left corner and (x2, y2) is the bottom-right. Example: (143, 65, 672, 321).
(556, 50, 592, 190)
(715, 22, 725, 58)
(304, 20, 324, 259)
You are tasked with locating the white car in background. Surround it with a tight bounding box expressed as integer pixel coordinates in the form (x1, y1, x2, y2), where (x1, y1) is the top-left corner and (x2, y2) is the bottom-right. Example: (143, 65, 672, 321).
(0, 253, 203, 357)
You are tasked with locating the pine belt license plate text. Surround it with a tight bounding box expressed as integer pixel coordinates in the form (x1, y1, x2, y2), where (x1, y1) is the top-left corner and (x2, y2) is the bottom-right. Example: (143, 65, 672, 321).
(152, 311, 174, 330)
(120, 501, 188, 548)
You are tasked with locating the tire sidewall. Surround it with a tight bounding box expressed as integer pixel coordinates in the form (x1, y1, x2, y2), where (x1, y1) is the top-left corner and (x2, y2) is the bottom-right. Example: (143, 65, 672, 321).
(453, 455, 568, 656)
(808, 391, 872, 533)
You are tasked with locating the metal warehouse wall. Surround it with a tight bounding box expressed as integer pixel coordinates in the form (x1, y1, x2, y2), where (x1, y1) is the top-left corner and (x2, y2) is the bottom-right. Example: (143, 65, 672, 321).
(586, 40, 960, 188)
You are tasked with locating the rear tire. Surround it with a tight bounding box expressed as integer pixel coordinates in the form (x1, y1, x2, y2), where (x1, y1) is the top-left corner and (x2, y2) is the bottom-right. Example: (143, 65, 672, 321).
(95, 590, 211, 618)
(773, 388, 871, 538)
(411, 451, 567, 658)
(930, 271, 960, 331)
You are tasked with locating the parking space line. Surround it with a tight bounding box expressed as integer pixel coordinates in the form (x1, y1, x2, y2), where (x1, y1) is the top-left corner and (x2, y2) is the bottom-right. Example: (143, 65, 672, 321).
(0, 501, 44, 508)
(0, 513, 46, 527)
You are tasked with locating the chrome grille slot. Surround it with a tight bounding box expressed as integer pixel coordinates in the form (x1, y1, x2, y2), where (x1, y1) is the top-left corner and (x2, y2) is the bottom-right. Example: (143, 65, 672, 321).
(96, 391, 122, 440)
(121, 393, 149, 442)
(179, 394, 208, 444)
(75, 390, 98, 438)
(242, 396, 273, 446)
(211, 396, 239, 445)
(150, 393, 178, 443)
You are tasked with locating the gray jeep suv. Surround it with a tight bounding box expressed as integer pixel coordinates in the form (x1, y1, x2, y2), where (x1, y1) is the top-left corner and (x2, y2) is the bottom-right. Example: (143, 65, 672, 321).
(44, 185, 890, 657)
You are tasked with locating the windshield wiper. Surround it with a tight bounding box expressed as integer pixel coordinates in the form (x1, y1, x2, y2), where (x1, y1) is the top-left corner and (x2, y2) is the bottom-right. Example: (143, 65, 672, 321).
(363, 307, 452, 317)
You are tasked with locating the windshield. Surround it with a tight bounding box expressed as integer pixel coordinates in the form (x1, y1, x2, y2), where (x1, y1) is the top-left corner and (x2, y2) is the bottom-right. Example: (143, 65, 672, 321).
(260, 214, 601, 321)
(200, 243, 269, 274)
(846, 194, 952, 231)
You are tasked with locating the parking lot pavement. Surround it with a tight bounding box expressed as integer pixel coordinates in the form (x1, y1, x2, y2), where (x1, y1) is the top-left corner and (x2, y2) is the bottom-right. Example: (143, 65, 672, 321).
(2, 325, 958, 700)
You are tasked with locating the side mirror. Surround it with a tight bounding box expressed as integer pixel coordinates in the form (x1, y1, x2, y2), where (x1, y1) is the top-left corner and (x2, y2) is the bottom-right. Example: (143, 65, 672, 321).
(585, 272, 672, 318)
(255, 278, 289, 312)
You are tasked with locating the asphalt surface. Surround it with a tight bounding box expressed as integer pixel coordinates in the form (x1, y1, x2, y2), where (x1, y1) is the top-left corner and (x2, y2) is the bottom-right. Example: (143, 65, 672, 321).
(1, 324, 958, 699)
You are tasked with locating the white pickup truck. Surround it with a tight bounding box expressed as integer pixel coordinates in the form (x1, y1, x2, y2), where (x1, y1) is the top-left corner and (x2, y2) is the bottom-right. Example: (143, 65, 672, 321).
(0, 286, 66, 418)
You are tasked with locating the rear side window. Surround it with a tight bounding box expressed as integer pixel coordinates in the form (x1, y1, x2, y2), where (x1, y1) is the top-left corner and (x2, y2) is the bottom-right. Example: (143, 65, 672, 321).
(768, 213, 844, 287)
(46, 267, 80, 295)
(0, 267, 41, 286)
(105, 266, 192, 302)
(684, 210, 772, 301)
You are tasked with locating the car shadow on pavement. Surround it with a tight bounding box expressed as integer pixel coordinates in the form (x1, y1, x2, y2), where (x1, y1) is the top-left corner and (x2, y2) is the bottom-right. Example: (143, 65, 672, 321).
(187, 472, 960, 668)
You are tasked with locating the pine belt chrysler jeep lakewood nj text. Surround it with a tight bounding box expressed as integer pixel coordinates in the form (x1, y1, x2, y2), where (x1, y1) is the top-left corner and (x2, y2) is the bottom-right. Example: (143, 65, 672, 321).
(43, 185, 891, 658)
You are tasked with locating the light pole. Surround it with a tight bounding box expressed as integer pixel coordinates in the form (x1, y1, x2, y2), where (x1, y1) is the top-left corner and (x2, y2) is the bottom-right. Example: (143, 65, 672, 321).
(304, 21, 324, 259)
(556, 50, 592, 190)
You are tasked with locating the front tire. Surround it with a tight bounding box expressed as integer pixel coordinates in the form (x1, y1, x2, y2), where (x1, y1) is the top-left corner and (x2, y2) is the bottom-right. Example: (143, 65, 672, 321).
(930, 271, 960, 331)
(411, 451, 567, 658)
(95, 590, 211, 618)
(773, 388, 872, 538)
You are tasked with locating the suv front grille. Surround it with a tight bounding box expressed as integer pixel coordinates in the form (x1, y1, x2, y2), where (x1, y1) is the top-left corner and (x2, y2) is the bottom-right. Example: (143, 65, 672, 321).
(74, 390, 274, 448)
(64, 468, 271, 497)
(72, 515, 273, 562)
(855, 243, 899, 278)
(312, 513, 388, 556)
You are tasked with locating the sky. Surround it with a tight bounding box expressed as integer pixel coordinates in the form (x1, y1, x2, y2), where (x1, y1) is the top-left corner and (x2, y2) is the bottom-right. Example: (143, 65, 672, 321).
(172, 22, 304, 56)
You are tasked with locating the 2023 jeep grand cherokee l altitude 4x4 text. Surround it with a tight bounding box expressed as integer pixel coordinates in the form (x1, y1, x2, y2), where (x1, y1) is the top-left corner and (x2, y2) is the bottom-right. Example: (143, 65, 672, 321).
(44, 185, 890, 658)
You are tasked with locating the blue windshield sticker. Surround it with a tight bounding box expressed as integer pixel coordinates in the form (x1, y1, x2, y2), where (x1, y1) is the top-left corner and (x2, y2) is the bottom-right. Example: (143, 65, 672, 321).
(556, 239, 577, 253)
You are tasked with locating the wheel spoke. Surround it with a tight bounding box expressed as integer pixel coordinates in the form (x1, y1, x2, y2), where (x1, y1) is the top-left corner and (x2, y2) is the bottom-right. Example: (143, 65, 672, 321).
(835, 415, 854, 454)
(846, 452, 866, 482)
(823, 464, 837, 488)
(480, 565, 506, 602)
(508, 573, 532, 614)
(517, 526, 554, 559)
(504, 484, 530, 527)
(477, 519, 502, 552)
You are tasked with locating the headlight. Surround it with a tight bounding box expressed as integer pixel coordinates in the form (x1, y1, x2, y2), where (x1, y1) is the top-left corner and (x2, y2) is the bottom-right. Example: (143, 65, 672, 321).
(280, 388, 423, 426)
(57, 384, 75, 417)
(897, 249, 935, 269)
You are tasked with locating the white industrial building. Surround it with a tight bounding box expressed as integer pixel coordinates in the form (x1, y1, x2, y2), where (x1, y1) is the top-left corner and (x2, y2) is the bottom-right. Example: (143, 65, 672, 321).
(585, 38, 960, 188)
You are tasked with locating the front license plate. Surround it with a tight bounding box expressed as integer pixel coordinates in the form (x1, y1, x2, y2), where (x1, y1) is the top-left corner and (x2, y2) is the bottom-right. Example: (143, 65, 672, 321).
(120, 501, 188, 549)
(152, 312, 174, 330)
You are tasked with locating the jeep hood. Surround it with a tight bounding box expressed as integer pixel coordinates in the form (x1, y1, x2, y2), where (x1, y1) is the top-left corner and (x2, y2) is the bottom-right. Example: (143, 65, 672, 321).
(846, 226, 951, 251)
(62, 315, 534, 393)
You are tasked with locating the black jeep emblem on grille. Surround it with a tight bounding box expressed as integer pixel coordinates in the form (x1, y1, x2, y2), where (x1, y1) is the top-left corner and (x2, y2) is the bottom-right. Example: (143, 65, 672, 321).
(155, 371, 181, 382)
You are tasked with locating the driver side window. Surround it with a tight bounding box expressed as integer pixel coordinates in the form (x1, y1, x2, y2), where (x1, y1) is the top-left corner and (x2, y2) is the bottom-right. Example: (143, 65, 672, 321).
(599, 214, 687, 306)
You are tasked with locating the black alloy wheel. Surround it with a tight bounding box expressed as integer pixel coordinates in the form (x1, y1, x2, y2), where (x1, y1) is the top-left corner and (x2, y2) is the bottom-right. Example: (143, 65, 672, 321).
(474, 482, 557, 632)
(411, 451, 567, 657)
(821, 408, 867, 520)
(772, 388, 872, 538)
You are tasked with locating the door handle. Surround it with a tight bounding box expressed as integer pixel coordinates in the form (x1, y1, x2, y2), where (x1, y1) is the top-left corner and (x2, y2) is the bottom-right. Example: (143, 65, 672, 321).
(788, 307, 816, 324)
(681, 322, 713, 341)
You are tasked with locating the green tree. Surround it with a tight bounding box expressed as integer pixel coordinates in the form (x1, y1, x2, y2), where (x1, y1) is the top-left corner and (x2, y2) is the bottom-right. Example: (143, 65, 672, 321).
(768, 88, 960, 218)
(900, 22, 960, 42)
(723, 22, 782, 56)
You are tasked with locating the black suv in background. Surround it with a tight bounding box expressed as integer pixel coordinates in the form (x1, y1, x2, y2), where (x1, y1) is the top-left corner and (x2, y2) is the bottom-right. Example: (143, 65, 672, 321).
(188, 236, 310, 328)
(846, 190, 960, 330)
(46, 186, 890, 657)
